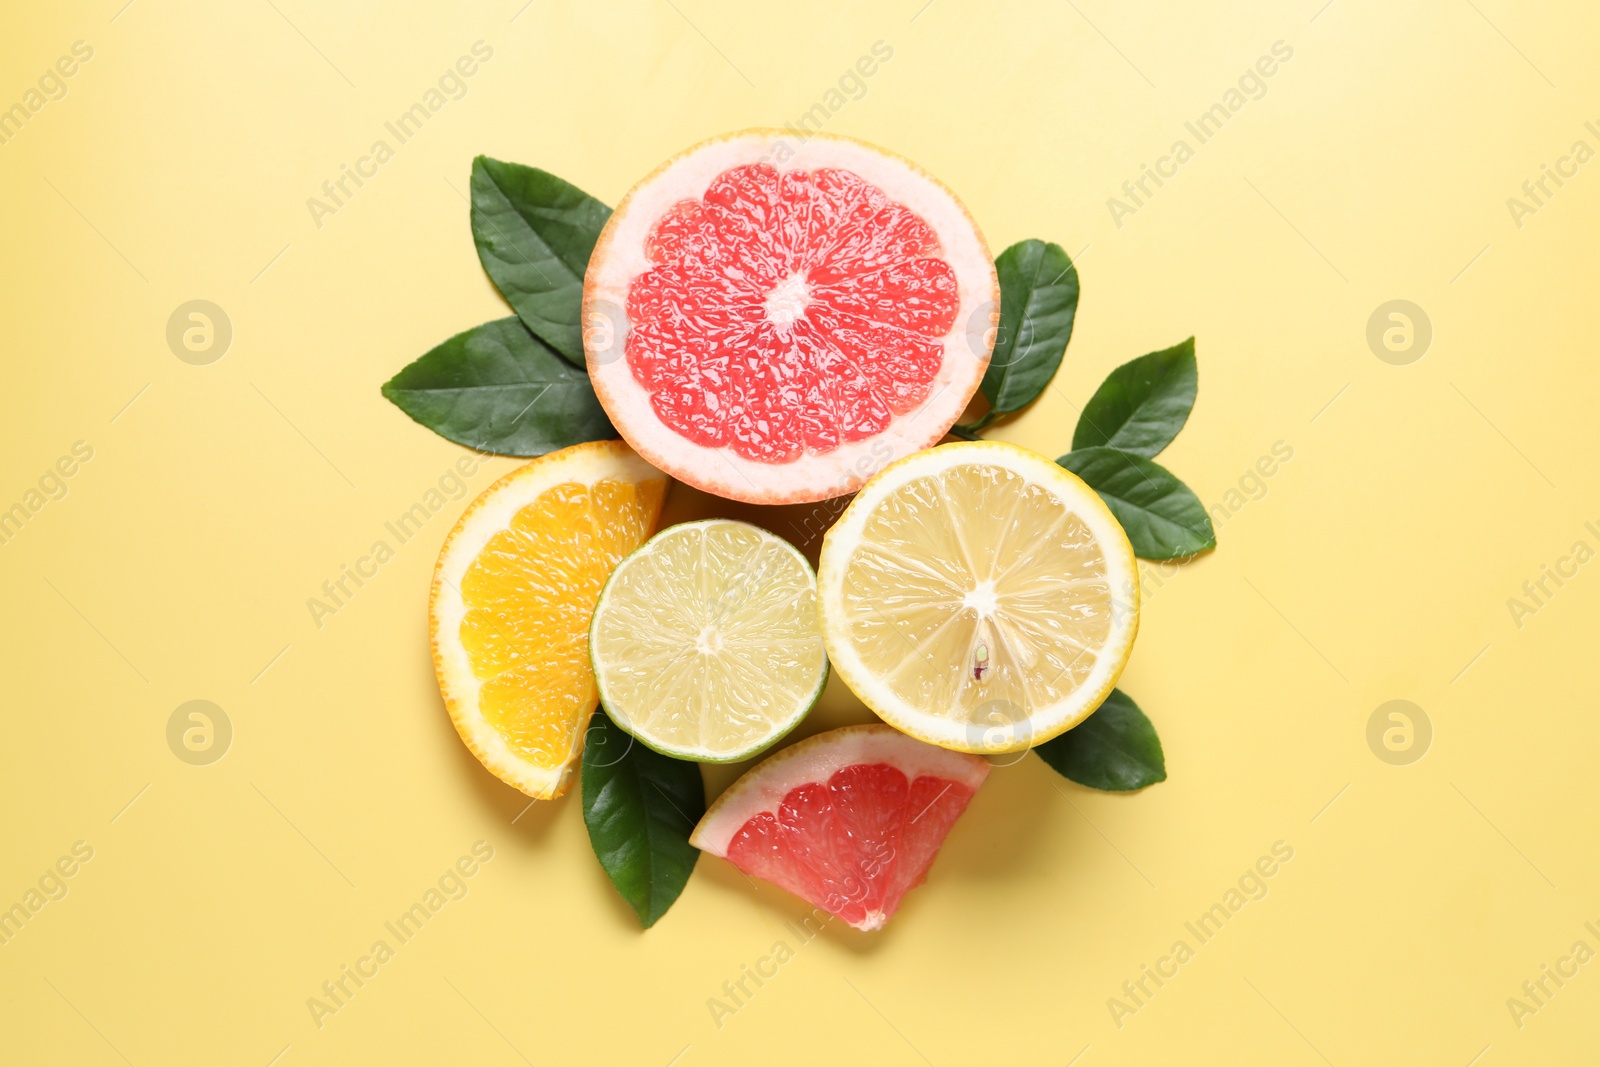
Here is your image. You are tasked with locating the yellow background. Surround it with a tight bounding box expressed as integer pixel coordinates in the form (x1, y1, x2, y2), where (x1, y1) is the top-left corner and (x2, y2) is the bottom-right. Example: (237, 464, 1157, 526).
(3, 0, 1597, 1063)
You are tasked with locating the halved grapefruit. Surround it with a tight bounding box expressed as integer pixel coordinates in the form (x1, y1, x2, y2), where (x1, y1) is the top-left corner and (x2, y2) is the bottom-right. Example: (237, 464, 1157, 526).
(584, 130, 998, 504)
(690, 724, 990, 930)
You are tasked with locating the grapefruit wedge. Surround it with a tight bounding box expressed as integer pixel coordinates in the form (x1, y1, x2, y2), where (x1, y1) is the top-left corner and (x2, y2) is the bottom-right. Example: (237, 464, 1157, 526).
(690, 724, 990, 930)
(584, 130, 998, 504)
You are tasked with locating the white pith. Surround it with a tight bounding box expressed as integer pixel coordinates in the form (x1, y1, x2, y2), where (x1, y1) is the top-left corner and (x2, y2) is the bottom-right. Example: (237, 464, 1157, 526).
(689, 724, 992, 856)
(816, 441, 1141, 754)
(763, 271, 811, 328)
(430, 441, 667, 798)
(584, 130, 999, 505)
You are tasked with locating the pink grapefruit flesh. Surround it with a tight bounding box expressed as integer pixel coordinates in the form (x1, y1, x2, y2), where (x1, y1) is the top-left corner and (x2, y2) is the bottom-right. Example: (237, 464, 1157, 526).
(690, 724, 990, 930)
(584, 130, 998, 504)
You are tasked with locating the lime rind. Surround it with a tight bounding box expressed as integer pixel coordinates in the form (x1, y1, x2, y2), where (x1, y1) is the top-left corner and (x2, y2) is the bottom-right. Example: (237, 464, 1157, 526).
(590, 519, 830, 764)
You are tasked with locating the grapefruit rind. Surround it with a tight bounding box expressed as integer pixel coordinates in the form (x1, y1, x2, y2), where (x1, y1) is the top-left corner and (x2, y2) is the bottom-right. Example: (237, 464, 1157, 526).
(430, 440, 667, 799)
(590, 519, 830, 764)
(690, 723, 991, 857)
(583, 129, 999, 505)
(816, 440, 1140, 754)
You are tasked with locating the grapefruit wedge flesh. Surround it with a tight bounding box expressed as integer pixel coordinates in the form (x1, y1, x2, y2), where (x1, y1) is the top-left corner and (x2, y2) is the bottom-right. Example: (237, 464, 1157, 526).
(584, 130, 998, 504)
(690, 724, 990, 930)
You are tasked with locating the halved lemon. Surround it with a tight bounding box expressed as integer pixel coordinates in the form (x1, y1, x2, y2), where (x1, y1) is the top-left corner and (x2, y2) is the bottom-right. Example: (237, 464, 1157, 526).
(590, 519, 828, 762)
(431, 440, 668, 799)
(817, 440, 1139, 753)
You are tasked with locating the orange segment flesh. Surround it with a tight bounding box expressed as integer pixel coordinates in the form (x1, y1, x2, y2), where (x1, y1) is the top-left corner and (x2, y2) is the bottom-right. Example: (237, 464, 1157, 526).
(431, 441, 668, 800)
(459, 478, 665, 769)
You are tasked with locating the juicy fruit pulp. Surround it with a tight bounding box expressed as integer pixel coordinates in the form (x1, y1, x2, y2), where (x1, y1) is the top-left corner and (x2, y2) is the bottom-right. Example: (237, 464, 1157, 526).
(843, 465, 1110, 716)
(818, 441, 1139, 753)
(725, 764, 974, 930)
(691, 725, 990, 930)
(590, 520, 827, 762)
(460, 480, 661, 763)
(627, 164, 958, 463)
(432, 441, 667, 798)
(585, 131, 997, 505)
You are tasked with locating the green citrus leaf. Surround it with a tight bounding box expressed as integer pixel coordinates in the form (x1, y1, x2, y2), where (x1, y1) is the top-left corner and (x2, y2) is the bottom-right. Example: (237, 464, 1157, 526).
(1073, 338, 1197, 458)
(381, 317, 614, 456)
(581, 710, 705, 929)
(1035, 689, 1165, 791)
(471, 156, 612, 365)
(1058, 447, 1215, 560)
(976, 239, 1079, 418)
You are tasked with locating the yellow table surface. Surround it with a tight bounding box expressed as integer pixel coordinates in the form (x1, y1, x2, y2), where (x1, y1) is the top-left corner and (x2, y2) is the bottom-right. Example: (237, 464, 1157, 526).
(4, 1, 1598, 1063)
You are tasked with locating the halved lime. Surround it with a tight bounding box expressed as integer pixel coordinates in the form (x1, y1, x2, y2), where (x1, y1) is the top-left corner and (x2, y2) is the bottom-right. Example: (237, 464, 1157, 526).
(590, 519, 828, 762)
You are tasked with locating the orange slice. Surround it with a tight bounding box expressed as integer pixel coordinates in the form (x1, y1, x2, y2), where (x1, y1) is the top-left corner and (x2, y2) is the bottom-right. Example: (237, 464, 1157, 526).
(430, 441, 667, 798)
